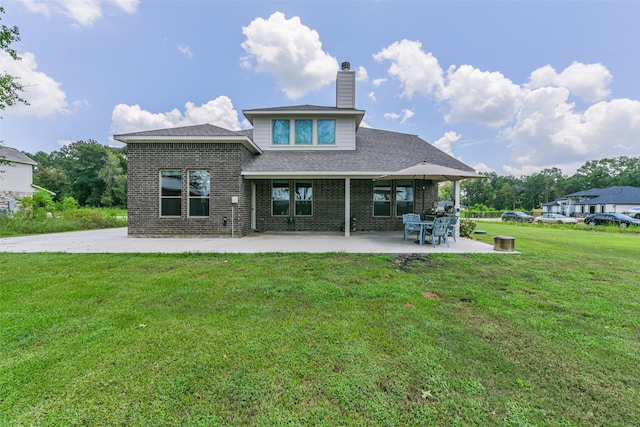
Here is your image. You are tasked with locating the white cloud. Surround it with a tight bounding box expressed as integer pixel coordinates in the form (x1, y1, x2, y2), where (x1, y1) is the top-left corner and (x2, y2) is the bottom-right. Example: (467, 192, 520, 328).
(57, 139, 75, 147)
(502, 164, 545, 177)
(441, 64, 523, 127)
(112, 0, 139, 14)
(399, 108, 414, 125)
(373, 38, 639, 174)
(373, 39, 444, 99)
(503, 88, 640, 170)
(241, 12, 339, 100)
(368, 91, 376, 102)
(18, 0, 139, 27)
(111, 96, 242, 134)
(0, 51, 69, 117)
(356, 66, 368, 81)
(178, 44, 193, 59)
(433, 131, 462, 157)
(526, 61, 612, 102)
(472, 162, 495, 174)
(384, 109, 415, 124)
(372, 78, 387, 87)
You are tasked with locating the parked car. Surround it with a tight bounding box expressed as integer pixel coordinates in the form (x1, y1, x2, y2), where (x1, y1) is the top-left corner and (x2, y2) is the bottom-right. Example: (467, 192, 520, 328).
(534, 213, 578, 224)
(584, 213, 640, 227)
(501, 211, 534, 223)
(622, 208, 640, 219)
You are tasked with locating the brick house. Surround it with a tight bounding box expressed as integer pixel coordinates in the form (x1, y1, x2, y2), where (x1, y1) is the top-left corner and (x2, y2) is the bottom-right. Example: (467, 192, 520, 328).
(115, 63, 479, 237)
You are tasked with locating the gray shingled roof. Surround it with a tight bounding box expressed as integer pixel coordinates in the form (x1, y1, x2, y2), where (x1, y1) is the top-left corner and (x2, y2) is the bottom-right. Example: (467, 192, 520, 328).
(568, 186, 640, 205)
(0, 146, 36, 165)
(114, 123, 245, 139)
(113, 123, 477, 177)
(242, 127, 475, 175)
(243, 104, 364, 113)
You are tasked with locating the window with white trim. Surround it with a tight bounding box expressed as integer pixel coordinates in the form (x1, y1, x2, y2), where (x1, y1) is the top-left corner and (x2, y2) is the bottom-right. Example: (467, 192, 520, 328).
(396, 180, 414, 216)
(295, 180, 312, 216)
(271, 119, 336, 145)
(373, 180, 391, 216)
(160, 170, 182, 217)
(272, 180, 290, 216)
(188, 170, 210, 217)
(295, 120, 313, 145)
(317, 120, 335, 144)
(272, 120, 290, 145)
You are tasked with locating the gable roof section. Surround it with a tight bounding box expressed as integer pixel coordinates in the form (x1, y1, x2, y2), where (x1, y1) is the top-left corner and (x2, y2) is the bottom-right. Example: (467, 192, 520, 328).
(114, 124, 262, 154)
(0, 146, 36, 165)
(243, 104, 366, 127)
(568, 186, 640, 205)
(241, 127, 477, 179)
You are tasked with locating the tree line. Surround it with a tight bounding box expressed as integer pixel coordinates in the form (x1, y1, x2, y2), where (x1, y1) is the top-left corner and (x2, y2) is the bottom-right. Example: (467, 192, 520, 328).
(443, 156, 640, 211)
(26, 140, 639, 212)
(27, 140, 127, 207)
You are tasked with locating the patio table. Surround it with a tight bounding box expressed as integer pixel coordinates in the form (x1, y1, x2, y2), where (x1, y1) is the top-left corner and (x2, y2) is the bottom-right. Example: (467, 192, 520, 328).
(413, 221, 433, 245)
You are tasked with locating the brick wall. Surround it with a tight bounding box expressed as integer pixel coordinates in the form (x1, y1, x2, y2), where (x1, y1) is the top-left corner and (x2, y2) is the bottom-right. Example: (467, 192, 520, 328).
(252, 178, 438, 232)
(127, 142, 253, 237)
(128, 142, 440, 236)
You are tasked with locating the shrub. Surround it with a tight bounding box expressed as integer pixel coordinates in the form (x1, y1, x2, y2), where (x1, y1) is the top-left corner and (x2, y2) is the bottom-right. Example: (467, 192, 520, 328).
(459, 218, 477, 237)
(16, 190, 54, 219)
(60, 196, 80, 211)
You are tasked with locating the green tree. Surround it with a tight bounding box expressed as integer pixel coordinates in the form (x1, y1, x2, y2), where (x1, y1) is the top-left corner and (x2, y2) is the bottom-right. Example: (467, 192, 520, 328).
(521, 167, 567, 209)
(59, 140, 109, 206)
(0, 6, 28, 112)
(98, 150, 127, 207)
(438, 181, 454, 203)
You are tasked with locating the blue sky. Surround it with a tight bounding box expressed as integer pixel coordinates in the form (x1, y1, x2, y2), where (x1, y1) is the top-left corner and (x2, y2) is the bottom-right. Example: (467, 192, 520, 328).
(1, 0, 639, 176)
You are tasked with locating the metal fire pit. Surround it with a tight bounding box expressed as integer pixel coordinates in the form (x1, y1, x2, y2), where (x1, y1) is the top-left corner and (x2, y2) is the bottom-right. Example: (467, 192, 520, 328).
(493, 235, 515, 252)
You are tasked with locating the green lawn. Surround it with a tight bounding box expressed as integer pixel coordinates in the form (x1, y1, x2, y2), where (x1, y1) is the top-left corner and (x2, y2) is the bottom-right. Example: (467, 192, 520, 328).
(1, 223, 638, 426)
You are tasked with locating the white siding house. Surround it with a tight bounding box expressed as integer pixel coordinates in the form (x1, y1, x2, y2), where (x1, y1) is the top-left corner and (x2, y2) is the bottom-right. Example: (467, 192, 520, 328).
(542, 186, 640, 216)
(0, 146, 38, 213)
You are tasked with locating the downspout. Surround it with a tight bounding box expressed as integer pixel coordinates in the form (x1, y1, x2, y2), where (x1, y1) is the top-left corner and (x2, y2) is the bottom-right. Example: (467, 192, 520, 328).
(454, 181, 461, 237)
(345, 178, 351, 237)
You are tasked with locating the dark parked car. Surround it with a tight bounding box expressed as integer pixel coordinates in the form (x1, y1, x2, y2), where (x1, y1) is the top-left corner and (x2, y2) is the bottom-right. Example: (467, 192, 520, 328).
(584, 213, 640, 227)
(501, 211, 534, 223)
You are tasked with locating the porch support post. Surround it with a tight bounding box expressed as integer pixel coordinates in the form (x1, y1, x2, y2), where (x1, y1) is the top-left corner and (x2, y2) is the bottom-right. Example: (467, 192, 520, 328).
(344, 178, 351, 237)
(454, 180, 461, 237)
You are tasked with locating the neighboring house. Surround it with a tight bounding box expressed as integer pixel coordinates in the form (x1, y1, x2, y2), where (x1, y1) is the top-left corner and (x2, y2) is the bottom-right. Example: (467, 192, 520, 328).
(0, 146, 40, 214)
(542, 186, 640, 216)
(115, 62, 479, 237)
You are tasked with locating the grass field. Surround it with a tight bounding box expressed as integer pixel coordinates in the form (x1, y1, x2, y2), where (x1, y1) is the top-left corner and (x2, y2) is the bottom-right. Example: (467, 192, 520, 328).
(1, 223, 638, 426)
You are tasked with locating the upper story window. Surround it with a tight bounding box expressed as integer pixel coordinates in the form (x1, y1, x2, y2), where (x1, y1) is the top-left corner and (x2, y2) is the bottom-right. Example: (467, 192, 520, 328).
(295, 120, 312, 145)
(318, 120, 336, 144)
(272, 120, 290, 145)
(271, 119, 336, 145)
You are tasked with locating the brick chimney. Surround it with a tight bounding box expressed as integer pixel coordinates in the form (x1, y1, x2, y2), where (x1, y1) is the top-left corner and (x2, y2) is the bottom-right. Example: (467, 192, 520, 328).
(336, 61, 355, 109)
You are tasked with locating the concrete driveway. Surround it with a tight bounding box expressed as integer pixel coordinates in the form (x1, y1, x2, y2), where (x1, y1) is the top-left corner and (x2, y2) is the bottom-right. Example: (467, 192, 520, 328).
(0, 227, 503, 254)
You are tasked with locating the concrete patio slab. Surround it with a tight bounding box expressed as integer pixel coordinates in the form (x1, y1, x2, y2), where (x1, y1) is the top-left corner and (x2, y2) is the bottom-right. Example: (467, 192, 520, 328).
(0, 228, 506, 254)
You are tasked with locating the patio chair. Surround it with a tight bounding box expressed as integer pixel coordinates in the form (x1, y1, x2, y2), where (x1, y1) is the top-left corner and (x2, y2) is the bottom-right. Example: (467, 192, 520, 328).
(402, 213, 422, 241)
(422, 216, 450, 248)
(446, 214, 458, 242)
